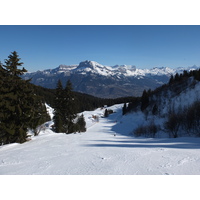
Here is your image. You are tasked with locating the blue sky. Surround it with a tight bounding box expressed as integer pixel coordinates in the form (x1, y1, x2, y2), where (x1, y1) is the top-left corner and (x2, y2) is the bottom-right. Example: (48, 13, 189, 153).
(1, 25, 200, 72)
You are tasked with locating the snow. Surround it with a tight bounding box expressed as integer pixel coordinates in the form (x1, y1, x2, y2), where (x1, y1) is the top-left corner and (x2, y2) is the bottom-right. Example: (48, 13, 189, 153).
(73, 61, 200, 78)
(27, 60, 200, 79)
(1, 104, 200, 175)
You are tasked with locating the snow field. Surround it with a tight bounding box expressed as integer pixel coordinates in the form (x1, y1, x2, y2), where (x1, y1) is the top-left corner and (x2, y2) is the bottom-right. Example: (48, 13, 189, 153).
(1, 103, 200, 175)
(1, 103, 200, 200)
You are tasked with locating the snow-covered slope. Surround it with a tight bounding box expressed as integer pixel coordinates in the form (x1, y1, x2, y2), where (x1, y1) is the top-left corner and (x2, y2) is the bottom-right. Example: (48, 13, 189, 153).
(1, 104, 200, 175)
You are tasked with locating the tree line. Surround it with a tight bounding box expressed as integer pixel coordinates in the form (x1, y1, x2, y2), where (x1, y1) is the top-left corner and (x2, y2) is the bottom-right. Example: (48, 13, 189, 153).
(52, 79, 86, 133)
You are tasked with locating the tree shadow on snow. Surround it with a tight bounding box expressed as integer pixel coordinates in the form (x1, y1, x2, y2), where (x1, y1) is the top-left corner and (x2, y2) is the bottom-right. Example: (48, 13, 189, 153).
(86, 137, 200, 149)
(103, 113, 133, 137)
(93, 111, 200, 149)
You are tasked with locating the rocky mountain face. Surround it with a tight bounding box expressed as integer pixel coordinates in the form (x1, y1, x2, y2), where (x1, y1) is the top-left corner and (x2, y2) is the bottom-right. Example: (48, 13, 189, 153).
(22, 60, 199, 98)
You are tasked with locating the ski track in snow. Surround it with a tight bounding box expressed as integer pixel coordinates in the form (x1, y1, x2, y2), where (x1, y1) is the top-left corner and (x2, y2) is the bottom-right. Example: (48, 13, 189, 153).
(1, 104, 200, 175)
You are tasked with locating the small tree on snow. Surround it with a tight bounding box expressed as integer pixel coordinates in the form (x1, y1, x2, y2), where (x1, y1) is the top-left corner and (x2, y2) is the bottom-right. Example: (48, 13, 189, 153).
(76, 114, 86, 132)
(122, 103, 127, 115)
(104, 109, 108, 118)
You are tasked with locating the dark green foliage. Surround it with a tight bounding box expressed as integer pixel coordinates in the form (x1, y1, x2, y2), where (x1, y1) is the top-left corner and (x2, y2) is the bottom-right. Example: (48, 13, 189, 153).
(174, 73, 180, 82)
(31, 84, 55, 106)
(74, 93, 138, 113)
(168, 69, 200, 85)
(31, 84, 139, 116)
(126, 97, 141, 113)
(53, 80, 78, 134)
(63, 80, 77, 134)
(169, 75, 174, 84)
(76, 114, 86, 133)
(122, 103, 127, 115)
(104, 109, 109, 118)
(141, 89, 149, 111)
(53, 80, 65, 133)
(104, 109, 113, 117)
(0, 51, 49, 145)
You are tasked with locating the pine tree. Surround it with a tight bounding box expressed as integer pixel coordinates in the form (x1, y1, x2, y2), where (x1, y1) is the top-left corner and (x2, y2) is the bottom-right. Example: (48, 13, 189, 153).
(122, 103, 127, 115)
(141, 89, 149, 111)
(63, 80, 77, 134)
(29, 96, 50, 136)
(76, 114, 86, 132)
(174, 73, 180, 82)
(53, 80, 65, 133)
(53, 80, 77, 134)
(0, 51, 28, 144)
(169, 75, 174, 84)
(104, 109, 108, 118)
(0, 51, 49, 144)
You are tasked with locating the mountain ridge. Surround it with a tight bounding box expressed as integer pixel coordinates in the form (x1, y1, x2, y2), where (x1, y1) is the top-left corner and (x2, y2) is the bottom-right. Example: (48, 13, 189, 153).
(22, 60, 200, 98)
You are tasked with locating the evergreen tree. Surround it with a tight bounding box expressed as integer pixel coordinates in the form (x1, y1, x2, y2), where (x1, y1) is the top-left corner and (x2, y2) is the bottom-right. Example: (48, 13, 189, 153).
(53, 80, 65, 133)
(76, 114, 86, 132)
(169, 75, 174, 84)
(141, 89, 149, 111)
(29, 97, 50, 136)
(104, 109, 108, 118)
(174, 73, 180, 82)
(0, 51, 48, 144)
(183, 70, 189, 78)
(53, 80, 78, 134)
(122, 103, 127, 115)
(63, 80, 77, 134)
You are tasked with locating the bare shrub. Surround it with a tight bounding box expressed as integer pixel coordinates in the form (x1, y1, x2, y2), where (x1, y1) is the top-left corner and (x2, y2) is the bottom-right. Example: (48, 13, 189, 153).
(134, 121, 159, 138)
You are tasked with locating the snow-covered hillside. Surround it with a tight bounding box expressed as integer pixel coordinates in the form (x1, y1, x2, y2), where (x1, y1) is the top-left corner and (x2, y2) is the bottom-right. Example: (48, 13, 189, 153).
(1, 104, 200, 175)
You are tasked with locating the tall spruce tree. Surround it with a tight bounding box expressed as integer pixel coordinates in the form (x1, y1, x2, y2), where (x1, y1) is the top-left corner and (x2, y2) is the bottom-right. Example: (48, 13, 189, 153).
(0, 51, 49, 145)
(0, 51, 29, 144)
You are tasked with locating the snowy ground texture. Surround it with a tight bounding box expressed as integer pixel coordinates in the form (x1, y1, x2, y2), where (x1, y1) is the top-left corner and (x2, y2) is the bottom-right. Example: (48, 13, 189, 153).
(1, 104, 200, 175)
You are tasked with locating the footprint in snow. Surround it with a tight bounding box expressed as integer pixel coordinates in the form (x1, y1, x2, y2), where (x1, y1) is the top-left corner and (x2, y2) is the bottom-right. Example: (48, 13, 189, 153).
(178, 157, 196, 165)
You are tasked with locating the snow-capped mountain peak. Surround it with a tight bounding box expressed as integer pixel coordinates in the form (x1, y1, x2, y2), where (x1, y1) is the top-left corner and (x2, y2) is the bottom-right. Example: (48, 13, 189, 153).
(76, 60, 112, 76)
(77, 60, 104, 69)
(22, 60, 200, 98)
(30, 60, 200, 78)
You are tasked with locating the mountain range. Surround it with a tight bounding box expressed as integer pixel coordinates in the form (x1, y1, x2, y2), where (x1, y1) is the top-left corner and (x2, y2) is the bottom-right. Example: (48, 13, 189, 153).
(22, 60, 199, 98)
